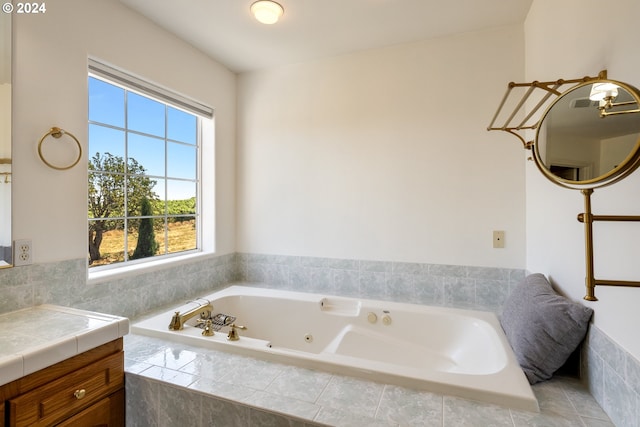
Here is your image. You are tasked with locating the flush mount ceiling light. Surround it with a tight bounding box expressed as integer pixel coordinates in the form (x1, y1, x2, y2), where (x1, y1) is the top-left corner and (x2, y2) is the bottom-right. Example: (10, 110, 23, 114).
(251, 0, 284, 25)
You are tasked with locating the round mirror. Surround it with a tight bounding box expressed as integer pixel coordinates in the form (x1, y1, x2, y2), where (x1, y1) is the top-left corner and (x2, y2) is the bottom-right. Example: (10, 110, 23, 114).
(533, 79, 640, 189)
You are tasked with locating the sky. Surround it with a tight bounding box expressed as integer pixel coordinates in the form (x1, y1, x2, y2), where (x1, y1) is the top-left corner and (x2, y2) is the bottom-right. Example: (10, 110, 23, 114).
(88, 76, 198, 201)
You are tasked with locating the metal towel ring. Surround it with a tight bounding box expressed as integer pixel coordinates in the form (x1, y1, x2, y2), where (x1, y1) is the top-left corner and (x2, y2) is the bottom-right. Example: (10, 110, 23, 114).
(38, 127, 82, 170)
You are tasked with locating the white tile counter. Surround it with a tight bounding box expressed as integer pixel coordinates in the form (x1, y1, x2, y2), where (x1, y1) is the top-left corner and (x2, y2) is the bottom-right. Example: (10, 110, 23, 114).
(0, 305, 129, 386)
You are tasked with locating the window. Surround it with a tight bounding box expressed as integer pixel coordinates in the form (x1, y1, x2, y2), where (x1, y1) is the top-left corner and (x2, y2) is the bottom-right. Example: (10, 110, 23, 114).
(87, 60, 212, 270)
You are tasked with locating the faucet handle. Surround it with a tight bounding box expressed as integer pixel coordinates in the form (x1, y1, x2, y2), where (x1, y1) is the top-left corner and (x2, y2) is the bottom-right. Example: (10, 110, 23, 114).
(197, 318, 215, 336)
(227, 324, 246, 341)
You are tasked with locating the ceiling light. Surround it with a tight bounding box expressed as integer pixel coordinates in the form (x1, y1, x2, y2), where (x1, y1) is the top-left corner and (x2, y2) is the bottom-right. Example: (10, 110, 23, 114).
(251, 0, 284, 25)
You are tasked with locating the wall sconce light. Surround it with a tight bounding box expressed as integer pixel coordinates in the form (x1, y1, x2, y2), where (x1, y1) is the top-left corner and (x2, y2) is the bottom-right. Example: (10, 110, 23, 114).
(251, 1, 284, 25)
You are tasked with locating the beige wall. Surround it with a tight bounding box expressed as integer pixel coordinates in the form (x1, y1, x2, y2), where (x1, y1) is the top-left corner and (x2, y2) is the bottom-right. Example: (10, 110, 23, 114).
(237, 25, 526, 268)
(11, 0, 237, 263)
(525, 0, 640, 359)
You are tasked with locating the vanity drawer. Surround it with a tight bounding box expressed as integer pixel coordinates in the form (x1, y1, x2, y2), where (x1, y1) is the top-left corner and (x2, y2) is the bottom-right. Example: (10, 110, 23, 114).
(55, 388, 124, 427)
(55, 396, 111, 427)
(8, 351, 124, 427)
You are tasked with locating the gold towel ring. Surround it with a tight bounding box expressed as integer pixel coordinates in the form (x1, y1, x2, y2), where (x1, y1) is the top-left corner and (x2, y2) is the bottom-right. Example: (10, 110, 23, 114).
(37, 127, 83, 170)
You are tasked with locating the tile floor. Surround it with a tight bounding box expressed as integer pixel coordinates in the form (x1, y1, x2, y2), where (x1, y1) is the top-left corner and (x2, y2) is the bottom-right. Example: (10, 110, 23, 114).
(124, 333, 615, 426)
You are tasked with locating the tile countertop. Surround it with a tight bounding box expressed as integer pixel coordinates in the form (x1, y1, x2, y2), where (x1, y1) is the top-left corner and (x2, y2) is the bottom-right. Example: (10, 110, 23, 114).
(0, 305, 129, 386)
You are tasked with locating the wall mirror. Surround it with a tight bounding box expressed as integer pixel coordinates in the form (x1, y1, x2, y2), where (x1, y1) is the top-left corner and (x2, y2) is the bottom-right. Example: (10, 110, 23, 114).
(488, 72, 640, 301)
(534, 79, 640, 301)
(0, 12, 11, 267)
(533, 80, 640, 190)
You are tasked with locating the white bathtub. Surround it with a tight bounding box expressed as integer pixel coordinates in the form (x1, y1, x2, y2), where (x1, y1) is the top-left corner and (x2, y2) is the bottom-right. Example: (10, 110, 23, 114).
(132, 285, 538, 412)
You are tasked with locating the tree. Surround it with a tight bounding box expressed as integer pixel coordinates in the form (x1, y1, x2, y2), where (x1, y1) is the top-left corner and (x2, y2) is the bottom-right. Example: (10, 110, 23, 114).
(131, 196, 158, 260)
(88, 152, 157, 263)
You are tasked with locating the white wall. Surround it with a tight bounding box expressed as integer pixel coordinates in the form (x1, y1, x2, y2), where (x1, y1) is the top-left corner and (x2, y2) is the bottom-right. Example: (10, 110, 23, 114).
(238, 26, 526, 268)
(11, 0, 236, 263)
(525, 0, 640, 359)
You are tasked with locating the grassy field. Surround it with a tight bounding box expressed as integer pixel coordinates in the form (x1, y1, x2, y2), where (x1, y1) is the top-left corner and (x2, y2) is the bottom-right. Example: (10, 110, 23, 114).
(91, 219, 196, 266)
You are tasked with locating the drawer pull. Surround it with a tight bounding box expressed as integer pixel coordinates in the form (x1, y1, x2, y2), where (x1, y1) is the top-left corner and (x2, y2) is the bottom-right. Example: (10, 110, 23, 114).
(73, 389, 86, 400)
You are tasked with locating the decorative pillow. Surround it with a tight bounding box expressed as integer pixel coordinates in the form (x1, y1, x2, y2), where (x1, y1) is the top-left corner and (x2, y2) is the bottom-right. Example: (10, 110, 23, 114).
(500, 273, 594, 384)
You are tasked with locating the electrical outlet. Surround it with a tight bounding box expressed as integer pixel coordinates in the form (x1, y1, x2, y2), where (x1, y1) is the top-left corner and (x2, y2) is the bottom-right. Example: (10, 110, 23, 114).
(493, 231, 505, 248)
(13, 239, 33, 266)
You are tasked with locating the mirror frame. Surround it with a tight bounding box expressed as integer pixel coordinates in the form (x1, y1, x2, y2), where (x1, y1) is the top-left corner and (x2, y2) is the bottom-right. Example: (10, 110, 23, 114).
(0, 12, 11, 268)
(532, 79, 640, 190)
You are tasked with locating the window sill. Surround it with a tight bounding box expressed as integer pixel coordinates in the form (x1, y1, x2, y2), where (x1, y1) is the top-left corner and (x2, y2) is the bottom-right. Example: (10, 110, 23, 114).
(87, 251, 219, 285)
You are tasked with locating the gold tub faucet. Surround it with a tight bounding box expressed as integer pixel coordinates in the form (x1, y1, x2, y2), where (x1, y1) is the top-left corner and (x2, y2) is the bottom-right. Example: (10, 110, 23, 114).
(168, 302, 213, 330)
(226, 324, 247, 341)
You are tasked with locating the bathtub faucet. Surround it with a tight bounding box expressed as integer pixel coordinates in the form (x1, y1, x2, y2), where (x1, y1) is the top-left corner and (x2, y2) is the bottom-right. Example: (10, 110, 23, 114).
(168, 302, 213, 331)
(226, 323, 247, 341)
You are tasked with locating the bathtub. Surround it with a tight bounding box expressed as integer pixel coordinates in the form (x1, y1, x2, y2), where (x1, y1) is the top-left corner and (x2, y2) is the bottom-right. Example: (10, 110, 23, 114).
(132, 285, 538, 412)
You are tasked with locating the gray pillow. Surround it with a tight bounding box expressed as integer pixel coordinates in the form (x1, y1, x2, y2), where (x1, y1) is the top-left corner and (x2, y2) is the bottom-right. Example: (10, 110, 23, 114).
(500, 273, 593, 384)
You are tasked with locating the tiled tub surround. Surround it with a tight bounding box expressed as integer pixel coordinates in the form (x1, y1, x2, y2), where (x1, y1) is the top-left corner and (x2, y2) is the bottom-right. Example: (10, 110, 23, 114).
(583, 325, 640, 427)
(0, 253, 519, 322)
(0, 252, 636, 424)
(236, 253, 525, 313)
(124, 333, 614, 426)
(0, 253, 237, 318)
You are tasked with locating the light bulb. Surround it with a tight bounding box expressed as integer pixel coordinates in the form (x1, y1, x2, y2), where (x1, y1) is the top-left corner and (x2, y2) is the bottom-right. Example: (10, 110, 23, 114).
(251, 1, 284, 25)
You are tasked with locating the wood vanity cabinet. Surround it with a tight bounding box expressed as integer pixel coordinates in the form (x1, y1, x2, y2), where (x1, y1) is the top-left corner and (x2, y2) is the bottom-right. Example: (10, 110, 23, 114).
(0, 338, 125, 427)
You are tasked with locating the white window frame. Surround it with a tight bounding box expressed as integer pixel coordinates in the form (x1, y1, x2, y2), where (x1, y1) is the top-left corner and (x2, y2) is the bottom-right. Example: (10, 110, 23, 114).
(87, 59, 215, 283)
